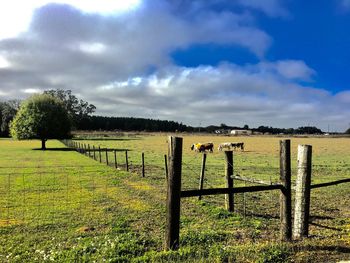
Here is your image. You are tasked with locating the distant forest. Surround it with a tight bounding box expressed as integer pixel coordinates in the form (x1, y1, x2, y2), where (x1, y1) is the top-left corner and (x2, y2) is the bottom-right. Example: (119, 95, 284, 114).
(77, 116, 192, 132)
(76, 116, 325, 135)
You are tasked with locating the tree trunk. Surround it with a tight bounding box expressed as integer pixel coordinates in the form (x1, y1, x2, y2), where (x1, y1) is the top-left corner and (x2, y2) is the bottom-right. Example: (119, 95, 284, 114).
(41, 139, 46, 150)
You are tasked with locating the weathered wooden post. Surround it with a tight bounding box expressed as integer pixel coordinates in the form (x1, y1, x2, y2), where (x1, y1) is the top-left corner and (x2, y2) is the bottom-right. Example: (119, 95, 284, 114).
(99, 146, 102, 163)
(125, 150, 129, 172)
(114, 150, 117, 168)
(93, 146, 96, 160)
(224, 151, 234, 212)
(105, 148, 109, 165)
(293, 144, 312, 239)
(280, 139, 292, 241)
(198, 153, 207, 200)
(164, 154, 168, 180)
(141, 152, 145, 177)
(166, 136, 183, 250)
(88, 144, 91, 158)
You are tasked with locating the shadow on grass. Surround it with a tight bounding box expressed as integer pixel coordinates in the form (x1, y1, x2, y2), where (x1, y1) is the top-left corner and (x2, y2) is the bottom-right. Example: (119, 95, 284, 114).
(310, 222, 341, 231)
(73, 138, 141, 141)
(32, 148, 76, 151)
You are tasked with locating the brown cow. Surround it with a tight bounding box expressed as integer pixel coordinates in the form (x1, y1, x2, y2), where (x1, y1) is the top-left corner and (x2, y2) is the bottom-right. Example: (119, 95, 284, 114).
(191, 143, 214, 152)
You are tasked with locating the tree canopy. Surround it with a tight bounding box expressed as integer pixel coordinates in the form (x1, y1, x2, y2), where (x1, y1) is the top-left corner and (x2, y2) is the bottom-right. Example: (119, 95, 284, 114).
(43, 89, 96, 128)
(10, 94, 71, 149)
(0, 100, 20, 137)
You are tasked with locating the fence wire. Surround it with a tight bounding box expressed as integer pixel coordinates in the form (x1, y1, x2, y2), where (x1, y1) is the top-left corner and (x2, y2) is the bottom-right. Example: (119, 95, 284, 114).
(1, 139, 349, 231)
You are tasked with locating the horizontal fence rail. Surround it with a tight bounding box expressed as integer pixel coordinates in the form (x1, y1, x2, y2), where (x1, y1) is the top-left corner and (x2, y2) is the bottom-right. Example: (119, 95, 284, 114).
(310, 178, 350, 189)
(180, 184, 283, 198)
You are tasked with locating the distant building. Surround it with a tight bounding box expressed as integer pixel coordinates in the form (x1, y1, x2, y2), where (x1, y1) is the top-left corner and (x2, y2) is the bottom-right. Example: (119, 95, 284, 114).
(230, 129, 252, 135)
(215, 129, 230, 134)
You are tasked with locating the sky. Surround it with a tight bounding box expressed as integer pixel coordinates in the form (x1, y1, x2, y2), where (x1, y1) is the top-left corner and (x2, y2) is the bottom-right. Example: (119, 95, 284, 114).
(0, 0, 349, 132)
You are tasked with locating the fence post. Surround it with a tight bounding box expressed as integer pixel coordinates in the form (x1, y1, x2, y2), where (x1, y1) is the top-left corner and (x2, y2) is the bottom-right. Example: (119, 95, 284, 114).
(166, 136, 183, 250)
(88, 144, 91, 158)
(106, 148, 109, 165)
(99, 146, 102, 163)
(114, 150, 117, 168)
(125, 150, 129, 171)
(141, 152, 145, 177)
(93, 146, 96, 160)
(198, 153, 207, 200)
(280, 139, 292, 241)
(293, 144, 312, 239)
(164, 154, 168, 180)
(224, 151, 234, 212)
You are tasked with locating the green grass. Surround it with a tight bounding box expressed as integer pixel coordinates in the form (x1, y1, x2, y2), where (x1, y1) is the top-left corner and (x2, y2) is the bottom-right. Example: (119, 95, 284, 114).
(1, 135, 350, 262)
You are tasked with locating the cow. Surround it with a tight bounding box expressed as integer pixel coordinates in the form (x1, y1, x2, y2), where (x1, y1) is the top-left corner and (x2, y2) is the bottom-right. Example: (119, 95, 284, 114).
(218, 142, 244, 151)
(191, 142, 214, 153)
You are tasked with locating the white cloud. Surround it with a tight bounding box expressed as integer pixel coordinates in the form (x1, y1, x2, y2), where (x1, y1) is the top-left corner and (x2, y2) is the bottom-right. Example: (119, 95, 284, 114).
(335, 90, 350, 103)
(0, 0, 142, 40)
(78, 42, 106, 54)
(0, 56, 10, 68)
(85, 63, 349, 131)
(258, 60, 316, 81)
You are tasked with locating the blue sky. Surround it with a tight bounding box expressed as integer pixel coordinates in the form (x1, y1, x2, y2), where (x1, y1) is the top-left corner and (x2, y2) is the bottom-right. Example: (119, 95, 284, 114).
(0, 0, 349, 131)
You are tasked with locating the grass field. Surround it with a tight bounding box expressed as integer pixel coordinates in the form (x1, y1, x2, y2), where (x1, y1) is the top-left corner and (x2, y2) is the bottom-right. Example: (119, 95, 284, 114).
(1, 134, 350, 262)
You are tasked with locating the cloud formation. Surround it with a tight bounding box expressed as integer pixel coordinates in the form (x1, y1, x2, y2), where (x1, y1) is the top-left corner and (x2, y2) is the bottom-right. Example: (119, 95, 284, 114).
(0, 0, 348, 132)
(92, 63, 348, 131)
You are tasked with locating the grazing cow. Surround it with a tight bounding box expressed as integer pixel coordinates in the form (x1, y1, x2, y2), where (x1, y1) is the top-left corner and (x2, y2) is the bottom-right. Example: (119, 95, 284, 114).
(218, 142, 244, 151)
(191, 142, 214, 153)
(217, 142, 232, 151)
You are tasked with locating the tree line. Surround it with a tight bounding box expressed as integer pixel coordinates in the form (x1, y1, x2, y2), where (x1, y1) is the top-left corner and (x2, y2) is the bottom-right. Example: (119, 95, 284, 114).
(78, 116, 191, 132)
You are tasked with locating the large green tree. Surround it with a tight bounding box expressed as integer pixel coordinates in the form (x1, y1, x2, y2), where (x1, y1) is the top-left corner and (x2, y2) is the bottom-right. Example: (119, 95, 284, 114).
(0, 100, 21, 137)
(10, 94, 71, 150)
(43, 89, 96, 128)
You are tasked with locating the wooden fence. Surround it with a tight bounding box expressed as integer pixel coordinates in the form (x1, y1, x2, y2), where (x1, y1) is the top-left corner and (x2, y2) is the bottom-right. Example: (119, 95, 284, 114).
(61, 137, 349, 251)
(61, 139, 145, 176)
(165, 136, 349, 250)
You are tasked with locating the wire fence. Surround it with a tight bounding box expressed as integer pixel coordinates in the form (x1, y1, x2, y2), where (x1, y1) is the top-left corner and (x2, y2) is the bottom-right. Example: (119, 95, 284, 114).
(1, 139, 349, 230)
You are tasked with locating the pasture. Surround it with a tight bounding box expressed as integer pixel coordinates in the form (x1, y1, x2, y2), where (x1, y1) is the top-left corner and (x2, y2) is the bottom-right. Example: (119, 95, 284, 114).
(0, 134, 350, 262)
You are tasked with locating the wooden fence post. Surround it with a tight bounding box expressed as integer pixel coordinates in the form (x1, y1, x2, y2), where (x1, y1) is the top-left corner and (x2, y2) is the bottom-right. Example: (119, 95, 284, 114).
(166, 136, 183, 250)
(141, 152, 145, 177)
(198, 153, 207, 200)
(93, 146, 96, 160)
(224, 151, 234, 212)
(164, 154, 168, 180)
(125, 150, 129, 171)
(105, 148, 109, 165)
(293, 144, 312, 239)
(114, 150, 117, 168)
(280, 139, 292, 241)
(88, 144, 91, 158)
(99, 146, 102, 163)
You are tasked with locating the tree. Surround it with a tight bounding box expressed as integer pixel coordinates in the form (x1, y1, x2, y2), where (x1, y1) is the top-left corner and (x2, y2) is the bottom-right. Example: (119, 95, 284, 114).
(346, 128, 350, 134)
(10, 94, 71, 150)
(43, 89, 96, 128)
(0, 100, 21, 137)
